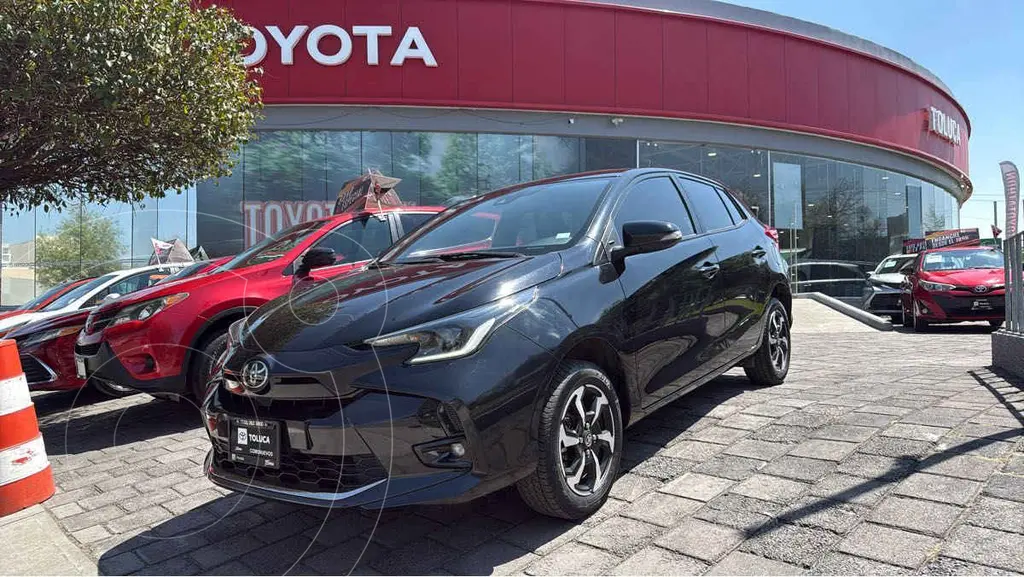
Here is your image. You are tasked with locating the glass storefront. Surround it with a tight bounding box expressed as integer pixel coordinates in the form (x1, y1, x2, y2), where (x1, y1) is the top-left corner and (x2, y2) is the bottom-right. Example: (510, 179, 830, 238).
(1, 129, 960, 306)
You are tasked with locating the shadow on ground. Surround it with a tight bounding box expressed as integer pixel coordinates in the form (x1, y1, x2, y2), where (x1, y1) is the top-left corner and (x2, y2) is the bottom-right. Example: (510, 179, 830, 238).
(96, 375, 760, 575)
(35, 389, 202, 456)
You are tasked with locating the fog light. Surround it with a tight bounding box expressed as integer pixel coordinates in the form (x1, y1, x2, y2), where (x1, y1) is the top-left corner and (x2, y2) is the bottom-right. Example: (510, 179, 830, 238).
(450, 442, 466, 458)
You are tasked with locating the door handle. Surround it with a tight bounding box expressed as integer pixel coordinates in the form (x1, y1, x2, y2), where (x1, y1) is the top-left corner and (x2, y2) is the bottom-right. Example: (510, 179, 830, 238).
(699, 263, 720, 279)
(752, 246, 767, 259)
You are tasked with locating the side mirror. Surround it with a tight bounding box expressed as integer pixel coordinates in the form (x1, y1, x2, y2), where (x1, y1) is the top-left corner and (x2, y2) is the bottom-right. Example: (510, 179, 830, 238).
(612, 221, 683, 263)
(898, 262, 914, 275)
(102, 293, 121, 303)
(295, 247, 336, 278)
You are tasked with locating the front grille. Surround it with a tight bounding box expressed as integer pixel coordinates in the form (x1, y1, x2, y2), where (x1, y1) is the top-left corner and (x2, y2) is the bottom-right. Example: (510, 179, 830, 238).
(20, 355, 54, 384)
(75, 342, 101, 356)
(932, 295, 1005, 316)
(213, 449, 387, 493)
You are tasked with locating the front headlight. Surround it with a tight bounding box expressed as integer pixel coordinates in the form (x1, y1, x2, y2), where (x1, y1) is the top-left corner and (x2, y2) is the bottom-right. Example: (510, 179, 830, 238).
(17, 326, 83, 347)
(366, 289, 538, 364)
(109, 293, 188, 327)
(919, 280, 955, 292)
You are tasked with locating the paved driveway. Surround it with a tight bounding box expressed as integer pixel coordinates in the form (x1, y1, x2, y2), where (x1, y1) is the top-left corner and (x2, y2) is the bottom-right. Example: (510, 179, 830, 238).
(28, 322, 1024, 575)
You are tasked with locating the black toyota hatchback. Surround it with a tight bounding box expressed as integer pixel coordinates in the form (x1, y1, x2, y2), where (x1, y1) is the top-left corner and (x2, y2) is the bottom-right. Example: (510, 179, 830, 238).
(202, 169, 791, 519)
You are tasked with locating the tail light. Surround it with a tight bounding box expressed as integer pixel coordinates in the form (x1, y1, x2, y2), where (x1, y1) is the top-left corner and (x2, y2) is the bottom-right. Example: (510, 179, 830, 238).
(764, 225, 780, 246)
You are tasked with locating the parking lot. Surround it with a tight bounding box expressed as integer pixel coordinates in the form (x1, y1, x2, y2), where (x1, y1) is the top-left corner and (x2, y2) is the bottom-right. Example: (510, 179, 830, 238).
(15, 310, 1024, 575)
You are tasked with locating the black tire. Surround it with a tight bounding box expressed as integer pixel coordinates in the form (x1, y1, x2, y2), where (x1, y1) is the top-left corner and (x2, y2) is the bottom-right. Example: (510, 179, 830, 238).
(891, 313, 904, 325)
(744, 298, 790, 386)
(517, 361, 623, 520)
(90, 378, 137, 398)
(188, 331, 229, 400)
(902, 303, 913, 328)
(989, 320, 1003, 329)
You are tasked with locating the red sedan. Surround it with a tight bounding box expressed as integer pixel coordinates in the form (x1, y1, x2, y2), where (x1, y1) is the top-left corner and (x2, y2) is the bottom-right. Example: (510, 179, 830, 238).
(6, 310, 94, 393)
(76, 206, 443, 399)
(0, 278, 93, 324)
(900, 245, 1006, 331)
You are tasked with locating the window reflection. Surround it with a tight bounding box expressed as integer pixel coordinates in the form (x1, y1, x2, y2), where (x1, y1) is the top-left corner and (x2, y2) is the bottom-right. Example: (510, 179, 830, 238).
(0, 129, 964, 306)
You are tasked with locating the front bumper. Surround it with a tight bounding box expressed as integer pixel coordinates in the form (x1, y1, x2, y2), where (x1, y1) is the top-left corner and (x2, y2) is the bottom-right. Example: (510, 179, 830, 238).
(202, 324, 555, 509)
(913, 290, 1005, 322)
(75, 340, 186, 394)
(864, 285, 903, 315)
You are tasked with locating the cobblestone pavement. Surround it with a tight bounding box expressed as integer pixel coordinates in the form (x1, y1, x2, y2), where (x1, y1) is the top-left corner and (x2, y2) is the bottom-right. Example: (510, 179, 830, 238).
(27, 322, 1024, 575)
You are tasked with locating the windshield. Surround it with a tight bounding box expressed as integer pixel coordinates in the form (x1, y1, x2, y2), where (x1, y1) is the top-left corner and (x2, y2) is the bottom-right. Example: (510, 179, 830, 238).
(921, 249, 1004, 272)
(221, 220, 327, 271)
(41, 273, 118, 311)
(389, 177, 612, 262)
(19, 281, 75, 310)
(876, 256, 915, 274)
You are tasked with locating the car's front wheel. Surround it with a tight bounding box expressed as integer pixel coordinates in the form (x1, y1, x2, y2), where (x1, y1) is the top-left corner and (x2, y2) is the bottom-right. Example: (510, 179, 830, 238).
(911, 301, 929, 332)
(90, 378, 136, 398)
(188, 331, 229, 400)
(517, 361, 623, 520)
(744, 298, 790, 386)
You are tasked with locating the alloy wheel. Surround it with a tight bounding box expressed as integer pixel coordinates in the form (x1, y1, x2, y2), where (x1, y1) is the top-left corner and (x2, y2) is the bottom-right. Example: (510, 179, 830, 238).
(767, 308, 789, 373)
(558, 384, 615, 496)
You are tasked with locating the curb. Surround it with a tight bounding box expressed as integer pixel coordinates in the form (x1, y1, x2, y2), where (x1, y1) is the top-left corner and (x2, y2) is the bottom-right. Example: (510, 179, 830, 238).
(794, 292, 893, 331)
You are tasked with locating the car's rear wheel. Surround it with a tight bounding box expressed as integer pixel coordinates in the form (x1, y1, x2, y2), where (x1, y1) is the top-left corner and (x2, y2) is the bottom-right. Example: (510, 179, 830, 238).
(891, 313, 904, 325)
(744, 298, 790, 386)
(517, 361, 622, 520)
(188, 331, 229, 401)
(90, 378, 136, 398)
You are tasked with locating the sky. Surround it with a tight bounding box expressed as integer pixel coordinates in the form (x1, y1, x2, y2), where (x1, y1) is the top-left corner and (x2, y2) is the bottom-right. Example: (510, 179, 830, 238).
(725, 0, 1024, 237)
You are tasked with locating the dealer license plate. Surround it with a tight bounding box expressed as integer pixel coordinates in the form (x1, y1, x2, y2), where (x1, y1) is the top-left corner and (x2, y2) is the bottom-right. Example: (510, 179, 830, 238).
(972, 299, 992, 311)
(229, 417, 281, 469)
(75, 356, 86, 379)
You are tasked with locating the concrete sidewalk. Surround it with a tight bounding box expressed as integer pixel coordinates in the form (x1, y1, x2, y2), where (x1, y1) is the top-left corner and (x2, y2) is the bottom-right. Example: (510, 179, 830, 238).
(0, 504, 97, 575)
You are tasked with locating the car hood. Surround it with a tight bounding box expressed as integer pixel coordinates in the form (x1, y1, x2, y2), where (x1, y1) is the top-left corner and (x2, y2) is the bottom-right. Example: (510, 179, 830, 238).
(921, 268, 1004, 287)
(870, 273, 905, 285)
(7, 310, 90, 340)
(0, 310, 53, 332)
(240, 253, 563, 352)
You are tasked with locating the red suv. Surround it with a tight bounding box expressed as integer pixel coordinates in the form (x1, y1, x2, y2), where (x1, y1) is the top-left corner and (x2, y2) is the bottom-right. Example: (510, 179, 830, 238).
(76, 206, 442, 398)
(901, 245, 1006, 331)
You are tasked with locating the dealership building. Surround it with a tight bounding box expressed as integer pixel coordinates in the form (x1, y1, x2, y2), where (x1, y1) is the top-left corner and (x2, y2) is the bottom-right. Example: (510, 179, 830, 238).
(0, 0, 971, 304)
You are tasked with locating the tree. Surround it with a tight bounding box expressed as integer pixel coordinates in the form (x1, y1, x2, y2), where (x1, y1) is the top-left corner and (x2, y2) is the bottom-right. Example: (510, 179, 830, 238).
(0, 0, 261, 211)
(35, 205, 126, 286)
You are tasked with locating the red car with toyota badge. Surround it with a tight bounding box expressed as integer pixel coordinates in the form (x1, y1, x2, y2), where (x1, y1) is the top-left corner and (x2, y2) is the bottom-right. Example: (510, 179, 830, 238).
(900, 245, 1006, 331)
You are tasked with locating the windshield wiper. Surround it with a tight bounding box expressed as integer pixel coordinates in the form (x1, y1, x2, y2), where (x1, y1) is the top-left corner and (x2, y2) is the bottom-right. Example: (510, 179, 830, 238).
(435, 251, 525, 261)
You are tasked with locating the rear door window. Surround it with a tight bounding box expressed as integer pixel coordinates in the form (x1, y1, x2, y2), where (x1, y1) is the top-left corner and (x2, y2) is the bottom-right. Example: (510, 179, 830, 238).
(310, 215, 394, 265)
(677, 178, 736, 232)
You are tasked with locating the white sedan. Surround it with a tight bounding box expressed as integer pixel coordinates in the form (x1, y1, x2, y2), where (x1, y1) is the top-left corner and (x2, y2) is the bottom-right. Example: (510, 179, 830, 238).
(0, 263, 187, 335)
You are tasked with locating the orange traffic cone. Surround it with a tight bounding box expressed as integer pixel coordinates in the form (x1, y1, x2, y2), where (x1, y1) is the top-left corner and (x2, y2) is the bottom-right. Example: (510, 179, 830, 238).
(0, 339, 55, 516)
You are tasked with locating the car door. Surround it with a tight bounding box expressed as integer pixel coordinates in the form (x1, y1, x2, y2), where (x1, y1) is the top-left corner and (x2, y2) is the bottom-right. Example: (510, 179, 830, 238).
(611, 175, 719, 408)
(676, 178, 769, 367)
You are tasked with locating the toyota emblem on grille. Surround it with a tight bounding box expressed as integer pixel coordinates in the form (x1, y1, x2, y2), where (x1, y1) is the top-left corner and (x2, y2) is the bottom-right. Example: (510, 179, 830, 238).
(241, 359, 270, 391)
(973, 285, 989, 294)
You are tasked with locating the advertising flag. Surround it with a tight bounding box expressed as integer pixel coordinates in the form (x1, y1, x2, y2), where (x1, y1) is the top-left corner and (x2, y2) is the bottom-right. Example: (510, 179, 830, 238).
(1001, 161, 1020, 237)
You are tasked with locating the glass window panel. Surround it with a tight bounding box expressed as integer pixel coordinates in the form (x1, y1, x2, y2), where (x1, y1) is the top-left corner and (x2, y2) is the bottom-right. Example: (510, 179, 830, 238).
(196, 148, 244, 257)
(698, 146, 769, 222)
(639, 141, 701, 174)
(581, 138, 636, 171)
(361, 131, 394, 175)
(132, 196, 160, 267)
(158, 189, 191, 250)
(324, 131, 363, 203)
(392, 132, 427, 204)
(532, 136, 579, 179)
(478, 134, 527, 192)
(1, 207, 35, 306)
(311, 215, 393, 265)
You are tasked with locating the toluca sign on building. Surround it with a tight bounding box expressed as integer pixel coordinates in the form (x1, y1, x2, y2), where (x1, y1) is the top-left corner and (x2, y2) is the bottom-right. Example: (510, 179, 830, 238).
(243, 25, 437, 68)
(928, 106, 962, 145)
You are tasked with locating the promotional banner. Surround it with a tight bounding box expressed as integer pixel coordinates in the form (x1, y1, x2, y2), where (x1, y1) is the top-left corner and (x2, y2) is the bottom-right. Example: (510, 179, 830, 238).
(1001, 161, 1020, 237)
(903, 228, 981, 254)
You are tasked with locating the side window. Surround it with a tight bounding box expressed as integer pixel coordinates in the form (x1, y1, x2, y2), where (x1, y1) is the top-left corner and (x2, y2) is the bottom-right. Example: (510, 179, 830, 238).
(399, 213, 434, 236)
(716, 188, 745, 223)
(311, 215, 393, 265)
(678, 178, 736, 231)
(83, 271, 163, 307)
(614, 177, 696, 239)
